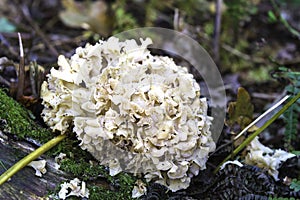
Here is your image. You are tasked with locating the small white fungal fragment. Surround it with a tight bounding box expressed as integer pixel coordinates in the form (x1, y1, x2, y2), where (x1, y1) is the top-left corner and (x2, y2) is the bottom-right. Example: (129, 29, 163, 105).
(245, 136, 296, 180)
(27, 160, 47, 177)
(54, 153, 67, 170)
(55, 153, 67, 163)
(58, 178, 89, 200)
(220, 160, 243, 170)
(132, 180, 147, 198)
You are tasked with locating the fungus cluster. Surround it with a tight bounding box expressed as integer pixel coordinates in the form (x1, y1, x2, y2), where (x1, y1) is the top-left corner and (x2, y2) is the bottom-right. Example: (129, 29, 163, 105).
(41, 37, 215, 191)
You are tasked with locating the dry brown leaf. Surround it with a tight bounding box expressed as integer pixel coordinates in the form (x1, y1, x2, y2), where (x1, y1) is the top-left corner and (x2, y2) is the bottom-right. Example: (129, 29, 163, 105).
(226, 87, 254, 130)
(59, 0, 113, 37)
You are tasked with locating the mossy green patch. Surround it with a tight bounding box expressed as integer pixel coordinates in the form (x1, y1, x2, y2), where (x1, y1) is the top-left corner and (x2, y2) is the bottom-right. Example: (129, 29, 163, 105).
(59, 149, 138, 200)
(88, 180, 135, 200)
(60, 158, 105, 181)
(0, 88, 52, 143)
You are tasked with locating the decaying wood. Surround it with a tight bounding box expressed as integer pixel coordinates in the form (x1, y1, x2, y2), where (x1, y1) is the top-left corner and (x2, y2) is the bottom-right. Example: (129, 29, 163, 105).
(0, 131, 71, 199)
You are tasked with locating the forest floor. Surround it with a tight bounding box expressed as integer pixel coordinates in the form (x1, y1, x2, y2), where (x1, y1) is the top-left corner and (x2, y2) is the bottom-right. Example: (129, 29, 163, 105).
(0, 0, 299, 199)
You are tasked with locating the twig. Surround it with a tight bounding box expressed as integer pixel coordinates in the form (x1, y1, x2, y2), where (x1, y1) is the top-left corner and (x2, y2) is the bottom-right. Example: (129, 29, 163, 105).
(213, 92, 300, 174)
(251, 92, 281, 100)
(0, 33, 19, 58)
(221, 43, 266, 64)
(16, 33, 25, 101)
(270, 0, 300, 39)
(0, 161, 7, 171)
(21, 5, 59, 57)
(211, 139, 233, 156)
(198, 32, 266, 64)
(270, 56, 300, 66)
(0, 134, 67, 185)
(213, 0, 222, 65)
(0, 32, 31, 40)
(0, 75, 11, 87)
(173, 8, 180, 31)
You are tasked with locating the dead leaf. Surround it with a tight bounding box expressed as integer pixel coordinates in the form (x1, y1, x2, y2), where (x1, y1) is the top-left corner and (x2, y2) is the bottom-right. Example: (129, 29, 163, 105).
(248, 124, 258, 132)
(18, 95, 38, 107)
(59, 0, 113, 37)
(226, 87, 254, 130)
(29, 61, 45, 98)
(233, 134, 246, 149)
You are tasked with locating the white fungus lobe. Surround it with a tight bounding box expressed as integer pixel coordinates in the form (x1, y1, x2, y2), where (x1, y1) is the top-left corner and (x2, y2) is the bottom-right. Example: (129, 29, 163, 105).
(132, 180, 147, 198)
(245, 136, 295, 181)
(58, 178, 89, 199)
(27, 160, 47, 177)
(41, 37, 215, 191)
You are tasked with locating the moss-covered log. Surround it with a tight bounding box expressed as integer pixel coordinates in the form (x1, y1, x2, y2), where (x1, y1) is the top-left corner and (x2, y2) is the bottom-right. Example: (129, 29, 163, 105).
(0, 89, 137, 199)
(0, 135, 72, 199)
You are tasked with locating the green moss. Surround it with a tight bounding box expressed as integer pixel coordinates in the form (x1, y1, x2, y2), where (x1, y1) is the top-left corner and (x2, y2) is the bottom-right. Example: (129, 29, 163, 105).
(0, 89, 52, 143)
(87, 172, 137, 200)
(60, 158, 105, 181)
(247, 66, 272, 83)
(59, 149, 137, 200)
(88, 182, 135, 200)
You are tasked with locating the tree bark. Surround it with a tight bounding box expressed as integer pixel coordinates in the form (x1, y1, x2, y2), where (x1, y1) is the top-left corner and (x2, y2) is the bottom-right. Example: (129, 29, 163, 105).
(0, 132, 71, 199)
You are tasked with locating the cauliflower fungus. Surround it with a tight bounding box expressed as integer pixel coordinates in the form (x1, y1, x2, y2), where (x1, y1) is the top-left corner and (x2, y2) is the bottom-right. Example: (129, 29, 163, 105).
(41, 37, 215, 191)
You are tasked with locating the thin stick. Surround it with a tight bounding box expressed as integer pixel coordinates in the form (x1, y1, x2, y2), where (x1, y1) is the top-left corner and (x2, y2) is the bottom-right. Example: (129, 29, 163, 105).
(21, 5, 59, 57)
(0, 161, 7, 171)
(0, 134, 67, 185)
(0, 75, 10, 87)
(270, 0, 300, 39)
(198, 32, 266, 64)
(213, 92, 300, 174)
(213, 0, 222, 65)
(234, 95, 290, 140)
(173, 8, 180, 31)
(221, 43, 266, 64)
(16, 32, 25, 100)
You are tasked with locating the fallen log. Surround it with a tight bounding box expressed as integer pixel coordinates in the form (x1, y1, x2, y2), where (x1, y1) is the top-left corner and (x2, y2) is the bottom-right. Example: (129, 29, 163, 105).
(0, 131, 71, 199)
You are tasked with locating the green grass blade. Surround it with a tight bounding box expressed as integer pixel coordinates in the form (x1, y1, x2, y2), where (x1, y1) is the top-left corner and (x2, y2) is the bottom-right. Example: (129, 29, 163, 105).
(214, 92, 300, 174)
(0, 134, 67, 185)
